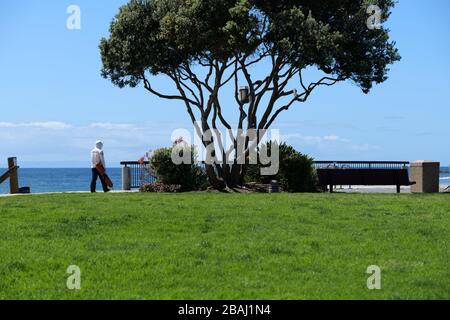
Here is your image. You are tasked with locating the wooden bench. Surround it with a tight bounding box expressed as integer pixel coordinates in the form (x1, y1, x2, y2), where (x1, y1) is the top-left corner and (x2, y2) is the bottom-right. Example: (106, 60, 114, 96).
(315, 161, 416, 193)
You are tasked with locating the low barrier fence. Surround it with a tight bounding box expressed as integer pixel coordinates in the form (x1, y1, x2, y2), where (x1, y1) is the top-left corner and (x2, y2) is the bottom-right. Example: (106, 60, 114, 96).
(314, 161, 409, 170)
(120, 161, 412, 190)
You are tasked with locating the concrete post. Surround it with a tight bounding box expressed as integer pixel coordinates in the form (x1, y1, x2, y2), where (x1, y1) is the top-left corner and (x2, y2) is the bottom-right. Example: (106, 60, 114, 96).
(122, 166, 131, 191)
(410, 161, 440, 193)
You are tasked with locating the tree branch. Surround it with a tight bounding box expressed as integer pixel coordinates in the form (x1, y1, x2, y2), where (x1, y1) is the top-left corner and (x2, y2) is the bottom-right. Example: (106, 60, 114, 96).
(142, 74, 198, 106)
(263, 75, 345, 129)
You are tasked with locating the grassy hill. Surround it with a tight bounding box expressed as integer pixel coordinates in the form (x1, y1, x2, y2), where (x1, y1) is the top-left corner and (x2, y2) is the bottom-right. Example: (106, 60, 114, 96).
(0, 193, 448, 300)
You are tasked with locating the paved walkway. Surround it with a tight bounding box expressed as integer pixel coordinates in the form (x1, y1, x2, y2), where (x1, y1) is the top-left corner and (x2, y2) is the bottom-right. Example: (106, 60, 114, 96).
(0, 190, 138, 197)
(333, 185, 448, 194)
(1, 187, 449, 196)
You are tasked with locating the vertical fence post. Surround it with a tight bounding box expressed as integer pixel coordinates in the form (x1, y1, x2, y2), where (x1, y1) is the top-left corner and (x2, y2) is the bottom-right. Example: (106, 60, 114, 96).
(8, 157, 19, 194)
(122, 166, 131, 191)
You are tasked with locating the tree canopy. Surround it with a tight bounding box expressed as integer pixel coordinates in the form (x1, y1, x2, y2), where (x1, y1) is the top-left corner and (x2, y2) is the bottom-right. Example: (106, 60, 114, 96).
(101, 0, 399, 92)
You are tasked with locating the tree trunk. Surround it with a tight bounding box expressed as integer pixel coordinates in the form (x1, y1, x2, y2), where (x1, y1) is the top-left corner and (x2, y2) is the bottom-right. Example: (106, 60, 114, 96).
(204, 164, 223, 189)
(205, 163, 245, 190)
(198, 117, 249, 189)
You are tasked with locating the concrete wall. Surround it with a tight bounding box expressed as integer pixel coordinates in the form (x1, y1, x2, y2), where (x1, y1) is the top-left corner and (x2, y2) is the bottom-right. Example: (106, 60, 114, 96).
(410, 161, 440, 193)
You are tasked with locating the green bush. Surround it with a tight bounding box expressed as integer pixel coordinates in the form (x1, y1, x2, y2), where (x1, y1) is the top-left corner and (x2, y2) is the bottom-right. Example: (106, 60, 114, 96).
(150, 146, 208, 191)
(245, 142, 319, 192)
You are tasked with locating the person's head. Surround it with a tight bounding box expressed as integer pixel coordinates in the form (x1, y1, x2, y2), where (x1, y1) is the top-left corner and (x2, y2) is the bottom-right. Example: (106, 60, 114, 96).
(95, 140, 103, 150)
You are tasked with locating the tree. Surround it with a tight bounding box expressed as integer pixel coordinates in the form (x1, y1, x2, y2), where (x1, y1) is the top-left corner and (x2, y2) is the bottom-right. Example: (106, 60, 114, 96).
(100, 0, 400, 189)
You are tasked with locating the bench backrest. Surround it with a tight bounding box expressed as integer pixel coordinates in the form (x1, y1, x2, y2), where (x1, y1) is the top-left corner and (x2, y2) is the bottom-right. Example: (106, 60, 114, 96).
(316, 169, 412, 186)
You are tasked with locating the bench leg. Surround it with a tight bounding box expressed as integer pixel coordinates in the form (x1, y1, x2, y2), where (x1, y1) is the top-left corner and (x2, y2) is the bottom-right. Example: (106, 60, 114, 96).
(396, 185, 401, 194)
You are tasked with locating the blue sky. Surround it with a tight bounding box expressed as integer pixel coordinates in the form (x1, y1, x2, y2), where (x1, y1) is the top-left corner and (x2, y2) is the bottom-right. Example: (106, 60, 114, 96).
(0, 0, 449, 167)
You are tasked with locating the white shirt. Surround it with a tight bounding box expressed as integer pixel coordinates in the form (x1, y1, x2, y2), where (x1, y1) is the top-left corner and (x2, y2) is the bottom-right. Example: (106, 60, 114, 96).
(91, 147, 106, 168)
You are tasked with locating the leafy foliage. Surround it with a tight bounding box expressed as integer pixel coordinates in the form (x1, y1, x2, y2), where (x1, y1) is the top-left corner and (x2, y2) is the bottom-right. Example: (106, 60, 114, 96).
(150, 146, 208, 191)
(100, 0, 400, 93)
(245, 142, 318, 192)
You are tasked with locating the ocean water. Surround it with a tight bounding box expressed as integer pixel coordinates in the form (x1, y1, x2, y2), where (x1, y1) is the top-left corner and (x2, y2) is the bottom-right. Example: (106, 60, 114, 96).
(1, 167, 449, 194)
(440, 167, 450, 184)
(0, 168, 122, 194)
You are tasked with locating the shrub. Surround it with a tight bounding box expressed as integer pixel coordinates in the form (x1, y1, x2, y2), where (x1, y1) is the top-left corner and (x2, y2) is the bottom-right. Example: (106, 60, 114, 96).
(150, 145, 208, 191)
(140, 183, 182, 193)
(245, 142, 319, 192)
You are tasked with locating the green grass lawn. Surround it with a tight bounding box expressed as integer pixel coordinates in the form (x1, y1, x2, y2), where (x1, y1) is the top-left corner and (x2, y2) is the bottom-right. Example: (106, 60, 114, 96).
(0, 193, 448, 300)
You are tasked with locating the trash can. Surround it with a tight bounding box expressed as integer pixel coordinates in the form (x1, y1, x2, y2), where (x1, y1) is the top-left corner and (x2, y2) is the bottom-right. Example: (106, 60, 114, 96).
(18, 187, 30, 194)
(410, 161, 440, 193)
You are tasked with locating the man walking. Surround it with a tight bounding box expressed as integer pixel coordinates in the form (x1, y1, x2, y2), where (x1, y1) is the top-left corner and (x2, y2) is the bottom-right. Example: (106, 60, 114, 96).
(90, 140, 110, 193)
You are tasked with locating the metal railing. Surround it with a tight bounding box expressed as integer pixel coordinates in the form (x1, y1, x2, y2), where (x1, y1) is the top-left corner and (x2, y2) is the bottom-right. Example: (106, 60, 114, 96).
(120, 161, 209, 189)
(120, 161, 156, 189)
(120, 160, 411, 189)
(314, 161, 409, 170)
